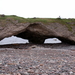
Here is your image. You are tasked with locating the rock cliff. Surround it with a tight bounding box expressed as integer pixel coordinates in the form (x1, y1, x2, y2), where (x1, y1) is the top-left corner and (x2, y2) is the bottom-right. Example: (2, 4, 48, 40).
(0, 16, 75, 44)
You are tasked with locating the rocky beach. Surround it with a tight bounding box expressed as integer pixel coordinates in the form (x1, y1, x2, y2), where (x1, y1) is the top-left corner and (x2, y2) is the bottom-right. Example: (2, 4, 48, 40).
(0, 43, 75, 75)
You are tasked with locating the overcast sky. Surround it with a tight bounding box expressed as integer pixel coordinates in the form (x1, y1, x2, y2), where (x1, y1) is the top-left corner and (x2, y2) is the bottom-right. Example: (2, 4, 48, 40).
(0, 0, 75, 18)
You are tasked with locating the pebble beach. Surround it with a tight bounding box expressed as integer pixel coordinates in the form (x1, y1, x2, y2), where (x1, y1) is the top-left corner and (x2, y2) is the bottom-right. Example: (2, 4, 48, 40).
(0, 44, 75, 75)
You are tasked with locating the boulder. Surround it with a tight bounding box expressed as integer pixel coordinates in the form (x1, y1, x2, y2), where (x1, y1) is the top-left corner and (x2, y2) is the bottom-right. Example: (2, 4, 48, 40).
(0, 19, 75, 44)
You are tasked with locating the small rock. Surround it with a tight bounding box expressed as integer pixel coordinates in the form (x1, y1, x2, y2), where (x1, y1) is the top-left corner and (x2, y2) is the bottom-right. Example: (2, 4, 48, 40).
(16, 73, 21, 75)
(7, 74, 11, 75)
(25, 68, 29, 70)
(69, 71, 73, 74)
(27, 69, 34, 73)
(61, 72, 68, 75)
(40, 64, 43, 66)
(42, 73, 48, 75)
(20, 72, 29, 75)
(35, 69, 40, 74)
(24, 72, 29, 75)
(45, 54, 47, 55)
(30, 45, 37, 49)
(29, 67, 33, 69)
(49, 60, 56, 63)
(32, 66, 36, 68)
(0, 66, 2, 69)
(13, 73, 18, 75)
(8, 63, 16, 65)
(0, 63, 2, 65)
(18, 66, 22, 69)
(61, 73, 66, 75)
(48, 67, 51, 69)
(5, 64, 8, 67)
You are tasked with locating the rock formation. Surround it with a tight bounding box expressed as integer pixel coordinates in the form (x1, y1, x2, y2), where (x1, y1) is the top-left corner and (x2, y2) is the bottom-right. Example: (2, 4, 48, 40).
(0, 19, 75, 44)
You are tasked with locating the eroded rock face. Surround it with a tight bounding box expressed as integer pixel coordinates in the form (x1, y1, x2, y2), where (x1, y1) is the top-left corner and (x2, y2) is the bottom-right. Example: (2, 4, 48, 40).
(0, 19, 30, 40)
(0, 20, 75, 44)
(16, 22, 75, 44)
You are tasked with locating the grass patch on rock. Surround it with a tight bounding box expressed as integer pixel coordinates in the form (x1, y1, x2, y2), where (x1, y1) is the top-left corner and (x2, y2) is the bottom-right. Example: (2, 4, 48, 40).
(0, 15, 75, 31)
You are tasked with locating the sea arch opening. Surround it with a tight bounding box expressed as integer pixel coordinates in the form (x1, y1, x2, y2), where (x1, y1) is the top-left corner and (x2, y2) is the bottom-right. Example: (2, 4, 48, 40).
(44, 38, 62, 44)
(0, 36, 29, 45)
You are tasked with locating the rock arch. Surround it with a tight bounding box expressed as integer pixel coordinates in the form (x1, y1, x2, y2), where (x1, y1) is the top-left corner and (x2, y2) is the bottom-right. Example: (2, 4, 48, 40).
(0, 21, 75, 44)
(15, 22, 75, 44)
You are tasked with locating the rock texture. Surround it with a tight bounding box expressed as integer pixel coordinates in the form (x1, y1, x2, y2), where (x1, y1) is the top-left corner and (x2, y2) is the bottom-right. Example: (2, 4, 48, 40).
(0, 19, 30, 40)
(0, 46, 75, 75)
(0, 19, 75, 44)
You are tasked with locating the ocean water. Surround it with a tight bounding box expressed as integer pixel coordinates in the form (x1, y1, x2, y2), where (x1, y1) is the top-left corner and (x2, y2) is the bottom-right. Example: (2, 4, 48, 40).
(0, 36, 61, 45)
(0, 36, 29, 45)
(44, 38, 61, 44)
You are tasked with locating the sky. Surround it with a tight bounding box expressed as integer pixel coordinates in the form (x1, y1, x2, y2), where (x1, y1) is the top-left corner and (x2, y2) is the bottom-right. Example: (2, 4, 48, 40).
(0, 0, 75, 18)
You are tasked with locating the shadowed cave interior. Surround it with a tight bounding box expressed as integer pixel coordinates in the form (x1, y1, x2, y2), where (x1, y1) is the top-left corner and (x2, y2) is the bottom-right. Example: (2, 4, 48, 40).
(15, 23, 75, 44)
(15, 29, 75, 44)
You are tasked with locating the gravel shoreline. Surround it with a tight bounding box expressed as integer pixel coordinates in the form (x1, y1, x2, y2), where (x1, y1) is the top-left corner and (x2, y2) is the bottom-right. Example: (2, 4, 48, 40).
(0, 43, 75, 49)
(0, 44, 75, 75)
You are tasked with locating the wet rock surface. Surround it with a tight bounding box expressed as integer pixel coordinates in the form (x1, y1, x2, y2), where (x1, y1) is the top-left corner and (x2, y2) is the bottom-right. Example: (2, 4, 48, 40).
(0, 44, 75, 75)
